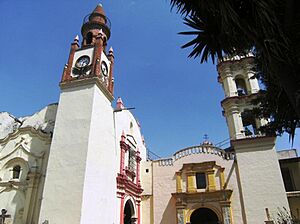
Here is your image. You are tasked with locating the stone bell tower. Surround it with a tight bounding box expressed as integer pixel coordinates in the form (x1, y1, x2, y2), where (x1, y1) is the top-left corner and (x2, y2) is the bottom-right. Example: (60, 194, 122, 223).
(218, 54, 289, 223)
(39, 4, 117, 224)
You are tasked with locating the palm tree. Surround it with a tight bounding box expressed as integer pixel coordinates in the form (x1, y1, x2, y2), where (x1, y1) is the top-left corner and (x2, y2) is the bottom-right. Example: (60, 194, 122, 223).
(170, 0, 300, 140)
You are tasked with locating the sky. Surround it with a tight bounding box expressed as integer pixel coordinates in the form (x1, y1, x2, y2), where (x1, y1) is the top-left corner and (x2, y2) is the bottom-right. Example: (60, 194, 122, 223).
(0, 0, 299, 157)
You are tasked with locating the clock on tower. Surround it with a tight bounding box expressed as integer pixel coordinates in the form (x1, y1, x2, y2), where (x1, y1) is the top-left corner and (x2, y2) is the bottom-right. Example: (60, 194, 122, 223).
(60, 3, 114, 99)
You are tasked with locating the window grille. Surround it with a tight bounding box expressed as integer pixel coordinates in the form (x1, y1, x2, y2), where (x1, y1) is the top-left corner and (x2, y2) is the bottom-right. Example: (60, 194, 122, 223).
(128, 148, 136, 173)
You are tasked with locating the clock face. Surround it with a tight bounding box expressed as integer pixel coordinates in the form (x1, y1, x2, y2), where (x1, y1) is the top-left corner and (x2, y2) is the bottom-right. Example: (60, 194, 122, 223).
(101, 61, 108, 77)
(75, 56, 90, 68)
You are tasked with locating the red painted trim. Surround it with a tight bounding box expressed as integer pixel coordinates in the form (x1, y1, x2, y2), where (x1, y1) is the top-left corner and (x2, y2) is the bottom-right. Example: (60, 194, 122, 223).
(117, 133, 144, 224)
(62, 40, 79, 82)
(120, 131, 128, 174)
(108, 50, 114, 95)
(137, 201, 141, 224)
(92, 35, 103, 78)
(120, 195, 125, 224)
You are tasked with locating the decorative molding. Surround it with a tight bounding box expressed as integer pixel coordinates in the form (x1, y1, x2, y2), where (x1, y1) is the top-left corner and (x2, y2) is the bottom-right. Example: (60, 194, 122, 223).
(172, 189, 232, 205)
(0, 127, 51, 146)
(0, 137, 44, 162)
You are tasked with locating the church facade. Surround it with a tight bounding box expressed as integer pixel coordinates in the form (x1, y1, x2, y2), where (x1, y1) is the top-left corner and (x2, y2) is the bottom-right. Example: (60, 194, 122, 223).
(0, 5, 298, 224)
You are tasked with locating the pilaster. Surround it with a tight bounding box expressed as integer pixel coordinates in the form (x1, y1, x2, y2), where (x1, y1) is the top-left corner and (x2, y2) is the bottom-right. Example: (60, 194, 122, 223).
(207, 170, 216, 191)
(176, 172, 182, 193)
(62, 38, 79, 82)
(186, 172, 196, 193)
(120, 194, 125, 224)
(220, 168, 225, 189)
(220, 201, 233, 224)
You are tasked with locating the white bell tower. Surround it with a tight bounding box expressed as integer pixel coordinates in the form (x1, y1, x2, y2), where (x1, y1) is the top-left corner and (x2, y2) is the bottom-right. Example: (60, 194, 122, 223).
(39, 5, 117, 224)
(218, 54, 289, 223)
(218, 54, 266, 140)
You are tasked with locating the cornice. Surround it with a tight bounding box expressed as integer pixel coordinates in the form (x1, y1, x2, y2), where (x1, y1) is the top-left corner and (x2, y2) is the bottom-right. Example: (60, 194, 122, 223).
(231, 136, 276, 151)
(221, 93, 259, 108)
(217, 56, 255, 71)
(60, 76, 114, 102)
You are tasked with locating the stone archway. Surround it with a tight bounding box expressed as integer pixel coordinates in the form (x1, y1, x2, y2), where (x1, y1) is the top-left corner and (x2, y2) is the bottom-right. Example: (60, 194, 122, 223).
(124, 200, 135, 224)
(190, 207, 220, 224)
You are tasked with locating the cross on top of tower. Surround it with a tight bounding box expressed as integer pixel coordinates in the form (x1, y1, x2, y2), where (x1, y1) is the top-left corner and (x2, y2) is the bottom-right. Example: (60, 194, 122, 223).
(203, 134, 209, 141)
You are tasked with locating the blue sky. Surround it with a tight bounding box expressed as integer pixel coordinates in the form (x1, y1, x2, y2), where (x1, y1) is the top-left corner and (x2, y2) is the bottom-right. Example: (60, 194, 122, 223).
(0, 0, 299, 157)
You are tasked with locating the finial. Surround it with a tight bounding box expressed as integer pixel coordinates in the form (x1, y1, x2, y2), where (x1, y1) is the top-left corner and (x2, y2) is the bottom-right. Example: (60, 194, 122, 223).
(116, 97, 125, 110)
(74, 35, 79, 42)
(109, 46, 114, 53)
(98, 3, 103, 7)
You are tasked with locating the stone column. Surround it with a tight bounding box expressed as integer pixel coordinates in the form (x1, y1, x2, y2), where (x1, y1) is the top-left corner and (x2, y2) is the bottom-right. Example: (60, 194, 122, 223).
(220, 201, 232, 224)
(246, 68, 259, 94)
(223, 73, 237, 97)
(176, 209, 185, 224)
(226, 107, 244, 140)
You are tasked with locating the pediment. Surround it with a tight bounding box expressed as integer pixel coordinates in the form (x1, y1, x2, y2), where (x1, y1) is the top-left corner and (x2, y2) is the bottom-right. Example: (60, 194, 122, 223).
(0, 133, 46, 162)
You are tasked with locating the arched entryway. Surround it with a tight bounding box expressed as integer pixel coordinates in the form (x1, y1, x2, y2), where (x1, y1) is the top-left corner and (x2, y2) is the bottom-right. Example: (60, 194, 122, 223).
(124, 199, 135, 224)
(190, 207, 220, 224)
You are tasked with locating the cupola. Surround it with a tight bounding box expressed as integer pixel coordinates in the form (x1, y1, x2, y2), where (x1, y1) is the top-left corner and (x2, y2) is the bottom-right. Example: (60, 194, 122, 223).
(81, 4, 111, 46)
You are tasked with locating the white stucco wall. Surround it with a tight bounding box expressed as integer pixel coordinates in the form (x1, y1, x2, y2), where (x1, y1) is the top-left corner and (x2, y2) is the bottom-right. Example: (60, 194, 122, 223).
(39, 82, 117, 224)
(233, 137, 290, 224)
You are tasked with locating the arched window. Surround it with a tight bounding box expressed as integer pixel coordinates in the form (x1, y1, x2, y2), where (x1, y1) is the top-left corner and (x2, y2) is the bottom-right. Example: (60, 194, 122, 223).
(235, 77, 248, 96)
(86, 32, 93, 45)
(12, 165, 21, 179)
(241, 110, 257, 136)
(124, 200, 135, 224)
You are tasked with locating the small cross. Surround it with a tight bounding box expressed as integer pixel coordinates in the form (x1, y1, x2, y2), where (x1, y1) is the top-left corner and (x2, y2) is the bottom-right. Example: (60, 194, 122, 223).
(0, 209, 11, 224)
(203, 134, 209, 141)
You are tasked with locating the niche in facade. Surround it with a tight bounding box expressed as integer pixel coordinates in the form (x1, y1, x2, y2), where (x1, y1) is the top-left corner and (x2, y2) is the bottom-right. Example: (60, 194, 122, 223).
(12, 165, 21, 179)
